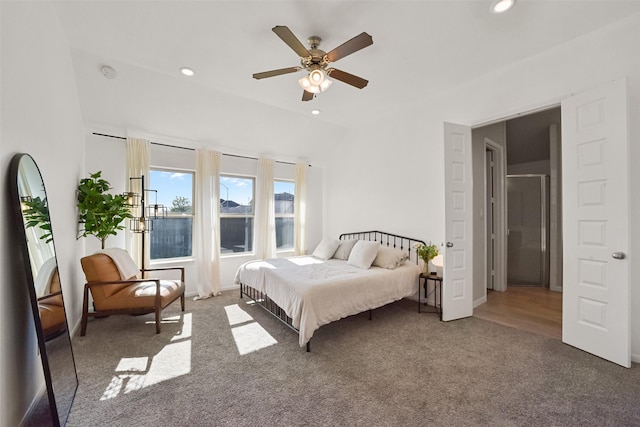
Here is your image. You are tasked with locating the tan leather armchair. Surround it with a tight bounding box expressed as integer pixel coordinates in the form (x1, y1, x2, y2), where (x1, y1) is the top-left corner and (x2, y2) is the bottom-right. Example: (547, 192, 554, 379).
(39, 269, 67, 340)
(80, 253, 185, 336)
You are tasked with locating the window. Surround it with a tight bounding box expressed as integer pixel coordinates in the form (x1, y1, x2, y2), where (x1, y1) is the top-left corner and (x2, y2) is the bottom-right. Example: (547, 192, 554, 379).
(275, 180, 295, 251)
(149, 169, 194, 260)
(220, 175, 254, 254)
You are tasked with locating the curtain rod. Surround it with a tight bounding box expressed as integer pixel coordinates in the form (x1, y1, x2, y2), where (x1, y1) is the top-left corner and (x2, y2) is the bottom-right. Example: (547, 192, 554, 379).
(92, 132, 309, 167)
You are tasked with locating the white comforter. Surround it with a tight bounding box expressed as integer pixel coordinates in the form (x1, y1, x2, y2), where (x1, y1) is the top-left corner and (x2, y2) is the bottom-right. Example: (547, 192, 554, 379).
(235, 256, 420, 347)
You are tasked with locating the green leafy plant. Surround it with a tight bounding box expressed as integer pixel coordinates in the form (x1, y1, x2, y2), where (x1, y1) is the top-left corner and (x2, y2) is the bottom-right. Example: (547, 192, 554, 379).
(414, 242, 439, 264)
(23, 196, 53, 243)
(77, 171, 132, 249)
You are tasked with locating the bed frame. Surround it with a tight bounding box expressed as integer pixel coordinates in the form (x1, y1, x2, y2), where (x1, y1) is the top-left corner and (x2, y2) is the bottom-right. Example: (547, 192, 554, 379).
(239, 230, 426, 352)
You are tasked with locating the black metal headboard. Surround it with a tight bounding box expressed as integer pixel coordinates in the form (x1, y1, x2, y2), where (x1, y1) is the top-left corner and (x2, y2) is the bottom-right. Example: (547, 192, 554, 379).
(339, 231, 425, 265)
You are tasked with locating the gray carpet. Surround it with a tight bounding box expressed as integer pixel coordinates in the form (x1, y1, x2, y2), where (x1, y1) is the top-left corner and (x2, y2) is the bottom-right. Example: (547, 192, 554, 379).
(66, 290, 640, 426)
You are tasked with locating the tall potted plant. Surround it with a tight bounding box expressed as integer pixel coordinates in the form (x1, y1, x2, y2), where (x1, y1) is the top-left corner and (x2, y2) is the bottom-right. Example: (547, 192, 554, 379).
(77, 171, 132, 249)
(23, 196, 53, 244)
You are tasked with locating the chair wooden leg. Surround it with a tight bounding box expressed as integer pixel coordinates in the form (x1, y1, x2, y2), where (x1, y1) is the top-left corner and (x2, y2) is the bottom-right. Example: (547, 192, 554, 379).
(81, 285, 89, 336)
(181, 292, 185, 312)
(154, 280, 162, 334)
(81, 312, 88, 337)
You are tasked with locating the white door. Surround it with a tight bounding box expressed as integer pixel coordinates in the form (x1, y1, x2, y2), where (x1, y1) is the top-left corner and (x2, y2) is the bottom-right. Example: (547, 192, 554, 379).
(561, 78, 630, 367)
(443, 122, 474, 321)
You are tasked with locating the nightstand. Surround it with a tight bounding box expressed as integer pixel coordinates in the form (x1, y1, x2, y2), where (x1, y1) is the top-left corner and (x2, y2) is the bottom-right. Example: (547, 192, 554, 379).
(418, 273, 443, 319)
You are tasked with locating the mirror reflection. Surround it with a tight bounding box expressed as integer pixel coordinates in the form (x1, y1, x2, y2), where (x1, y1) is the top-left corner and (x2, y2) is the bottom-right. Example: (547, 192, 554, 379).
(13, 153, 78, 426)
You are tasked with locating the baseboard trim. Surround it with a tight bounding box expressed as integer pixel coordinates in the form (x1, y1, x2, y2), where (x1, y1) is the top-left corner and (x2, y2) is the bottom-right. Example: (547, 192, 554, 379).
(20, 383, 47, 426)
(473, 296, 487, 308)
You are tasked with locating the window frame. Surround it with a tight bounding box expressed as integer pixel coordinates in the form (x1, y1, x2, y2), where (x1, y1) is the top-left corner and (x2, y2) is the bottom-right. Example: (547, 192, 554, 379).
(148, 167, 195, 262)
(219, 173, 256, 257)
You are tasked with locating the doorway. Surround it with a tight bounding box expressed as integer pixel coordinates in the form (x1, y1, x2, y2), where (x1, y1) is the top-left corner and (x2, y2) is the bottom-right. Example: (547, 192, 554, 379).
(475, 107, 563, 335)
(450, 79, 630, 366)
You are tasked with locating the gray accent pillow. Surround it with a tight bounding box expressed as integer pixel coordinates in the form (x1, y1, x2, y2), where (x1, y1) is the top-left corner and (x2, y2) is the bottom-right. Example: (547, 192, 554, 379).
(333, 239, 359, 260)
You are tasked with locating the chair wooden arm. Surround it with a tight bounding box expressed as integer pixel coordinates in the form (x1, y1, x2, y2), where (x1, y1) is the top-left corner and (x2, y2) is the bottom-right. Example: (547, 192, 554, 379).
(140, 266, 185, 282)
(38, 290, 63, 302)
(85, 278, 161, 287)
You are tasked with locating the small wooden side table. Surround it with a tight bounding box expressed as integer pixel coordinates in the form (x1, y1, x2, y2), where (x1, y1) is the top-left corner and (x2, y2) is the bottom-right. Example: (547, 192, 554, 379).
(418, 273, 443, 320)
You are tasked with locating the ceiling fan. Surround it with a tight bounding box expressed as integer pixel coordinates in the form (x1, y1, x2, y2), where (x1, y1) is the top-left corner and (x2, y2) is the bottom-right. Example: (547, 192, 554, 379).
(252, 26, 373, 101)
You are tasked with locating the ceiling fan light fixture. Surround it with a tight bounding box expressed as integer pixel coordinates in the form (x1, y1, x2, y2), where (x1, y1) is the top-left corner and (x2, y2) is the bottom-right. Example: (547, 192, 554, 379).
(298, 75, 312, 90)
(319, 78, 332, 92)
(299, 74, 332, 93)
(254, 25, 373, 101)
(490, 0, 515, 14)
(309, 69, 325, 86)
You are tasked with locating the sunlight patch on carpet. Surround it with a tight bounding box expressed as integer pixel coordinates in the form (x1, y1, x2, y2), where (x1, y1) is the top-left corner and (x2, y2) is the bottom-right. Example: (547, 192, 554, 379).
(231, 323, 277, 355)
(99, 314, 192, 400)
(224, 304, 254, 326)
(225, 304, 278, 355)
(115, 357, 148, 372)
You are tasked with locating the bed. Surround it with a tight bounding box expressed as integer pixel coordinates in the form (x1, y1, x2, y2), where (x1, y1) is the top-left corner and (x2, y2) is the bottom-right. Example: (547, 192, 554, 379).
(235, 231, 424, 351)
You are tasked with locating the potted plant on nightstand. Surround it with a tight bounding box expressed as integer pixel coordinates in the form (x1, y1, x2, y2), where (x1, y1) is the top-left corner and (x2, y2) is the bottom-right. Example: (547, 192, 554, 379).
(77, 171, 132, 249)
(414, 242, 439, 275)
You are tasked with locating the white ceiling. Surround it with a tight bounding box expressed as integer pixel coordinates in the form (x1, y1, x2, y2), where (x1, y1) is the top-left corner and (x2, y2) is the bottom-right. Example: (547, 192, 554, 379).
(53, 0, 640, 160)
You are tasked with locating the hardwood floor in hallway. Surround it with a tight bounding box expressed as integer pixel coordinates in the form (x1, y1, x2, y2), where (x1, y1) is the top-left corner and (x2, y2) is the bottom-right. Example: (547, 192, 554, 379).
(473, 287, 562, 340)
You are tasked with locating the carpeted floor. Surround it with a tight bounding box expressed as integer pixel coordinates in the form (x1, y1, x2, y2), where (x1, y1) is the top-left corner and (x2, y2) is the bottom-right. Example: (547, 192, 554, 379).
(64, 290, 640, 426)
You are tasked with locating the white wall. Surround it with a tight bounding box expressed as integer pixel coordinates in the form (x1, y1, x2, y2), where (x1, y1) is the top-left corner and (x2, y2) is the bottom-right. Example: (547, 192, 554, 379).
(84, 132, 324, 295)
(1, 2, 85, 425)
(471, 122, 506, 303)
(322, 13, 640, 361)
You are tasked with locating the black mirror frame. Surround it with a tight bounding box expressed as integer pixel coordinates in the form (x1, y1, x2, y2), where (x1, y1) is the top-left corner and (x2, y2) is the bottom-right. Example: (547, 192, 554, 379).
(9, 153, 78, 426)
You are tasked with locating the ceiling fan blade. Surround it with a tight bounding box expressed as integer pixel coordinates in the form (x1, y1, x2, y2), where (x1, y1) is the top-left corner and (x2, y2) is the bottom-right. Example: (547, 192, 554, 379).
(253, 67, 301, 80)
(272, 26, 311, 58)
(327, 68, 369, 89)
(325, 32, 373, 63)
(302, 90, 314, 102)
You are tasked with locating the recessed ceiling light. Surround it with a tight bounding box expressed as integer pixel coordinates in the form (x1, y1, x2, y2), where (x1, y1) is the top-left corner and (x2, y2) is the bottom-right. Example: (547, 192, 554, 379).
(490, 0, 515, 14)
(311, 109, 321, 115)
(180, 67, 195, 77)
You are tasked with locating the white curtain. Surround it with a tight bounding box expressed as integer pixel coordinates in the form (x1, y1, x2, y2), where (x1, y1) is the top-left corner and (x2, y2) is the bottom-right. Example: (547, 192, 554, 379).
(294, 162, 308, 256)
(254, 157, 276, 259)
(125, 137, 150, 269)
(193, 149, 222, 299)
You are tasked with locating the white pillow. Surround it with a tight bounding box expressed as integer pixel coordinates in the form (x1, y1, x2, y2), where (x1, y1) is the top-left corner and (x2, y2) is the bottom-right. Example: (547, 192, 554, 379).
(347, 240, 380, 269)
(372, 247, 408, 269)
(333, 239, 358, 260)
(312, 238, 340, 260)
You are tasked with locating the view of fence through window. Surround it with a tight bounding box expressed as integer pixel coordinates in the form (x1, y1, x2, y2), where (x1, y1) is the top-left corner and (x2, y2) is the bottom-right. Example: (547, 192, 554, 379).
(149, 169, 194, 260)
(275, 180, 295, 250)
(220, 176, 254, 254)
(219, 177, 295, 254)
(147, 171, 294, 258)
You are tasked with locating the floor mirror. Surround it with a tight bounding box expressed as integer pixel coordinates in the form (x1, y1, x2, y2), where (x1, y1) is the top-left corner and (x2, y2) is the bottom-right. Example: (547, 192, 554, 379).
(10, 153, 78, 426)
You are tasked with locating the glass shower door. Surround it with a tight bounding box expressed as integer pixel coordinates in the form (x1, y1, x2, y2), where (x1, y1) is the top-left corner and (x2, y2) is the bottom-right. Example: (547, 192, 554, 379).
(507, 175, 549, 287)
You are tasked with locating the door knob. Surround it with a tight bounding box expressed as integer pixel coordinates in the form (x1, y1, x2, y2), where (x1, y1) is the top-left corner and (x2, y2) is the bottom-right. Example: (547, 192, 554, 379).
(612, 251, 626, 260)
(446, 242, 454, 248)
